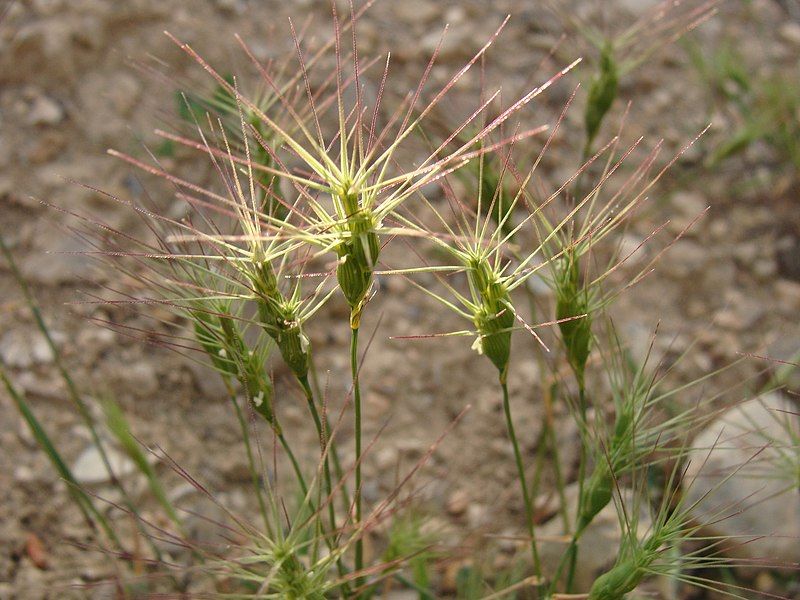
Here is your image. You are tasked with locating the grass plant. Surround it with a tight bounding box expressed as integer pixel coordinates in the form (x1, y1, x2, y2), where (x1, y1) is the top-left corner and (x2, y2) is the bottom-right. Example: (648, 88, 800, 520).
(3, 2, 798, 599)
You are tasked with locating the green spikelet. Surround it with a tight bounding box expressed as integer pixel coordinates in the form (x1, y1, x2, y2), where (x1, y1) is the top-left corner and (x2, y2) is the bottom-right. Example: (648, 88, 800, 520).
(473, 304, 514, 380)
(193, 313, 238, 379)
(272, 543, 327, 600)
(252, 259, 279, 299)
(254, 296, 310, 379)
(584, 42, 619, 154)
(578, 460, 613, 531)
(242, 370, 277, 429)
(336, 192, 380, 324)
(472, 156, 515, 239)
(272, 317, 310, 379)
(587, 559, 641, 600)
(468, 256, 514, 382)
(612, 397, 635, 452)
(216, 314, 279, 432)
(555, 250, 592, 386)
(250, 261, 311, 379)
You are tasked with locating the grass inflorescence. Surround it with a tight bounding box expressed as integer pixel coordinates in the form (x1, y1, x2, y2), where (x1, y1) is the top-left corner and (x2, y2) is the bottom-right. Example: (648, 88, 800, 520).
(5, 1, 799, 599)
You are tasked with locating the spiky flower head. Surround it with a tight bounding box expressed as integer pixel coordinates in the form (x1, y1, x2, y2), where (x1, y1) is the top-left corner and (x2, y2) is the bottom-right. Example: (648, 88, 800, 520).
(395, 157, 562, 382)
(465, 252, 515, 380)
(251, 266, 316, 380)
(555, 248, 593, 387)
(157, 15, 579, 331)
(584, 41, 619, 154)
(333, 186, 381, 319)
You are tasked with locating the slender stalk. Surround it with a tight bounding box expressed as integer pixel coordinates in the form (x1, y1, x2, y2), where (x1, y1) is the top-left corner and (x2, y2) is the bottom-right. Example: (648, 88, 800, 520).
(500, 379, 542, 580)
(299, 375, 349, 527)
(228, 386, 271, 536)
(1, 235, 182, 575)
(546, 385, 571, 532)
(548, 515, 589, 596)
(351, 324, 365, 592)
(276, 425, 325, 565)
(565, 382, 588, 593)
(309, 358, 350, 499)
(271, 378, 353, 596)
(299, 374, 352, 595)
(0, 236, 135, 526)
(524, 288, 569, 531)
(278, 431, 309, 500)
(1, 367, 118, 544)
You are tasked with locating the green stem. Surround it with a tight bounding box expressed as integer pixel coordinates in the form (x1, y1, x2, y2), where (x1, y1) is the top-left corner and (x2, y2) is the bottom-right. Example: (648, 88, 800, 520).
(228, 385, 271, 537)
(547, 523, 585, 596)
(500, 379, 542, 580)
(276, 427, 323, 565)
(299, 375, 339, 517)
(1, 236, 130, 545)
(565, 382, 588, 593)
(524, 283, 570, 533)
(299, 374, 352, 592)
(1, 367, 118, 545)
(302, 372, 353, 528)
(278, 432, 309, 500)
(547, 415, 571, 533)
(274, 381, 354, 596)
(309, 358, 350, 502)
(351, 324, 365, 593)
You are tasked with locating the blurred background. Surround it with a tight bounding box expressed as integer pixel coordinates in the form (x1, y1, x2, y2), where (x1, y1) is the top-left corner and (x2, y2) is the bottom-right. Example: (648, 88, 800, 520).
(0, 0, 798, 597)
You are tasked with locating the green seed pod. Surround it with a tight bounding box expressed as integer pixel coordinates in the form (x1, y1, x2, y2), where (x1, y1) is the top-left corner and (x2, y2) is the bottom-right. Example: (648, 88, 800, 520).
(273, 319, 310, 379)
(587, 559, 641, 600)
(246, 377, 278, 430)
(255, 297, 279, 332)
(578, 460, 613, 531)
(584, 42, 619, 152)
(273, 546, 327, 600)
(252, 260, 280, 300)
(473, 302, 514, 381)
(254, 300, 311, 379)
(555, 251, 592, 385)
(467, 257, 514, 381)
(241, 356, 279, 432)
(193, 313, 238, 379)
(336, 202, 380, 316)
(249, 262, 312, 379)
(467, 256, 497, 298)
(214, 314, 280, 432)
(612, 398, 635, 452)
(473, 158, 514, 238)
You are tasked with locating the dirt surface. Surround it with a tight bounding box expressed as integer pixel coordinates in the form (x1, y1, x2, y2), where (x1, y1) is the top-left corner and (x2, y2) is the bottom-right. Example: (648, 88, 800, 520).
(1, 0, 799, 598)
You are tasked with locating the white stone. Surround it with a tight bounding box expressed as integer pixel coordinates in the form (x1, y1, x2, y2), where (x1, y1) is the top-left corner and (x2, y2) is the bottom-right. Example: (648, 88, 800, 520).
(780, 22, 800, 46)
(538, 483, 651, 593)
(0, 329, 59, 369)
(26, 94, 64, 125)
(684, 394, 800, 563)
(383, 591, 419, 600)
(617, 0, 662, 16)
(71, 444, 137, 485)
(616, 233, 649, 267)
(662, 240, 709, 279)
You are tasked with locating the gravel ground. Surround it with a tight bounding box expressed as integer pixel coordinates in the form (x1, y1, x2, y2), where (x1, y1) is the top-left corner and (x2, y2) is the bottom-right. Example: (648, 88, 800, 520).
(1, 0, 798, 597)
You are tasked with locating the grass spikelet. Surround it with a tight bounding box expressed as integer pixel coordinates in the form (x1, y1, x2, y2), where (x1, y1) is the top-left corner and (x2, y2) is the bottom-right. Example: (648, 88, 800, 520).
(555, 247, 593, 390)
(584, 41, 619, 156)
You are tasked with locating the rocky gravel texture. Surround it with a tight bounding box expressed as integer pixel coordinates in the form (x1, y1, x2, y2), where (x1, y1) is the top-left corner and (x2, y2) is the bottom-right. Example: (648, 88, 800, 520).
(1, 0, 799, 598)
